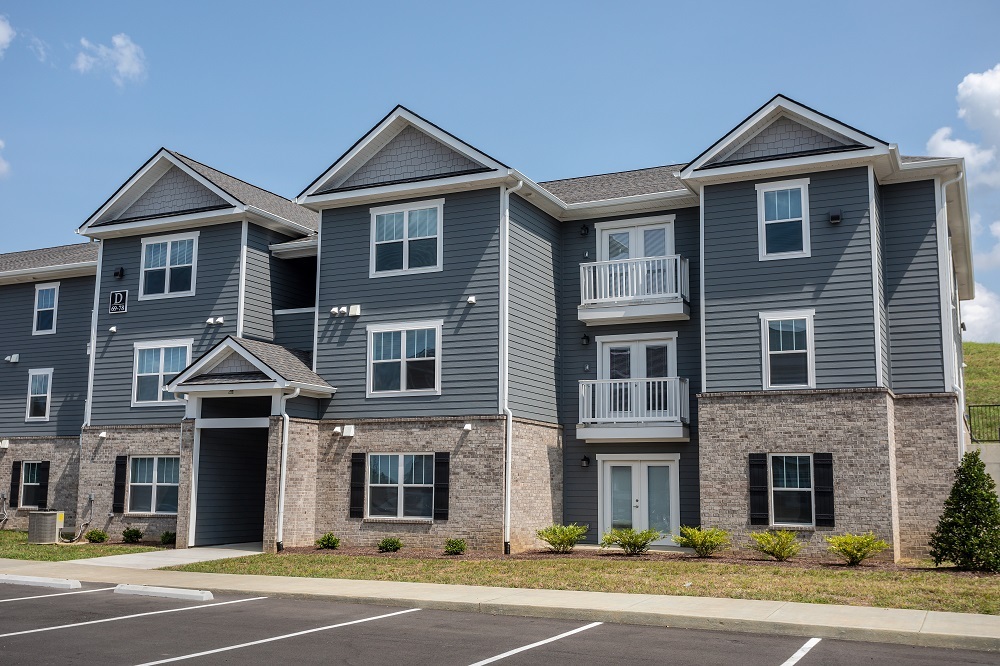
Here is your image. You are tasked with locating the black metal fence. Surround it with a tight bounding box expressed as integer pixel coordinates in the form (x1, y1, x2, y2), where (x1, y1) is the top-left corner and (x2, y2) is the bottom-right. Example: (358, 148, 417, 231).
(969, 405, 1000, 442)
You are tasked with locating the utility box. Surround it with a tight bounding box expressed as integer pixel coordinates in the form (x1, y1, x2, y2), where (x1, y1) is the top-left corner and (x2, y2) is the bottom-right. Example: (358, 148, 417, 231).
(27, 511, 62, 544)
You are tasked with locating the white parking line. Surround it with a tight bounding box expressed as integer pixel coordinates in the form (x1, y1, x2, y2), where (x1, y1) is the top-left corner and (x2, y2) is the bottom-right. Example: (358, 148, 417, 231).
(467, 621, 603, 666)
(780, 637, 822, 666)
(133, 607, 422, 665)
(0, 587, 117, 603)
(0, 596, 267, 638)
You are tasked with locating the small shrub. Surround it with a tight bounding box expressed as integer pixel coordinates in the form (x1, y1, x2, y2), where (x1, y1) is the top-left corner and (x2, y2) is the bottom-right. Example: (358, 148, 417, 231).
(121, 527, 144, 544)
(674, 526, 731, 558)
(444, 538, 467, 555)
(536, 523, 589, 554)
(315, 532, 341, 549)
(748, 530, 801, 561)
(159, 531, 177, 546)
(929, 450, 1000, 572)
(825, 532, 890, 565)
(377, 537, 402, 553)
(599, 528, 661, 556)
(85, 529, 108, 544)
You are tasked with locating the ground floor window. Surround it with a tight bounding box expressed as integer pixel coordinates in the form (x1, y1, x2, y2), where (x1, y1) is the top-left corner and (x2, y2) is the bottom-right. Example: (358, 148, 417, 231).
(367, 453, 434, 518)
(128, 456, 180, 514)
(769, 453, 814, 526)
(19, 461, 44, 508)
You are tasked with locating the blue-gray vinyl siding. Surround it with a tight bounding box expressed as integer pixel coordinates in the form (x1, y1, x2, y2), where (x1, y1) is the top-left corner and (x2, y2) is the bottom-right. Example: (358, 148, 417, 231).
(703, 167, 877, 391)
(559, 206, 702, 542)
(315, 188, 501, 418)
(194, 427, 267, 546)
(508, 195, 560, 424)
(242, 224, 291, 342)
(873, 178, 890, 387)
(0, 276, 94, 436)
(273, 311, 315, 352)
(881, 180, 945, 393)
(286, 396, 322, 420)
(90, 223, 242, 425)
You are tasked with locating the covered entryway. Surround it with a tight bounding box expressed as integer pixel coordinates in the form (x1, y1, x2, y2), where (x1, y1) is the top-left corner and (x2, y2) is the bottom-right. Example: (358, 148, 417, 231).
(194, 428, 268, 547)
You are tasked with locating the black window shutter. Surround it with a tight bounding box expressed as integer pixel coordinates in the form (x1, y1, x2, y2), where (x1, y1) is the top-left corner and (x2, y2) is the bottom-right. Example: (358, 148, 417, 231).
(9, 461, 21, 508)
(36, 461, 50, 510)
(748, 453, 769, 525)
(112, 455, 128, 514)
(349, 453, 365, 518)
(433, 452, 450, 521)
(814, 453, 835, 527)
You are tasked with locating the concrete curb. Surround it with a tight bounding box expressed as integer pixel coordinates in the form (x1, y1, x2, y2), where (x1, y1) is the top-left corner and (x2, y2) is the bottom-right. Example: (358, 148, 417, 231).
(0, 574, 81, 590)
(114, 584, 214, 602)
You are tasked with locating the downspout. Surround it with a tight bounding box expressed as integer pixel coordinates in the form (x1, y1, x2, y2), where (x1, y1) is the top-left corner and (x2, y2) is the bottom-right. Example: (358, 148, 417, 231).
(276, 387, 300, 551)
(500, 177, 523, 555)
(939, 172, 965, 455)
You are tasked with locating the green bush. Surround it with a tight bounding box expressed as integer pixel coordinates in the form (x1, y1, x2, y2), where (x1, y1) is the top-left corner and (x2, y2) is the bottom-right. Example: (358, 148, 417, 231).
(121, 527, 144, 544)
(536, 523, 589, 554)
(85, 529, 108, 543)
(315, 532, 341, 550)
(748, 530, 802, 561)
(159, 531, 177, 546)
(599, 528, 661, 556)
(377, 537, 402, 553)
(825, 532, 890, 565)
(930, 450, 1000, 572)
(674, 526, 731, 557)
(444, 538, 467, 555)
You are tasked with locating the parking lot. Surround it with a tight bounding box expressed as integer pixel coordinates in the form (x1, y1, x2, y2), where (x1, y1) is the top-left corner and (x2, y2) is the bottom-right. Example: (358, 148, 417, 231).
(0, 580, 994, 665)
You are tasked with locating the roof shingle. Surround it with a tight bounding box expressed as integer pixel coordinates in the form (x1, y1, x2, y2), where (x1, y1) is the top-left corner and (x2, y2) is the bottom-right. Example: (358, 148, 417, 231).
(538, 165, 687, 204)
(0, 242, 99, 274)
(229, 337, 332, 389)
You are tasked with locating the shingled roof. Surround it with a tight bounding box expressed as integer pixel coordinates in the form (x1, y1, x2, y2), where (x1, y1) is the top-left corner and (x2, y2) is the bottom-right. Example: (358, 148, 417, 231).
(0, 242, 98, 274)
(228, 337, 332, 389)
(538, 164, 687, 204)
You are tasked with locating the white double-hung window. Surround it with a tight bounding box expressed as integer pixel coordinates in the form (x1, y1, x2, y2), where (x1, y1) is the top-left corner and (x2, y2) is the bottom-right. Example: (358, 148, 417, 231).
(25, 369, 53, 422)
(769, 454, 814, 526)
(367, 453, 434, 518)
(367, 321, 442, 396)
(370, 199, 443, 276)
(760, 310, 815, 389)
(128, 456, 180, 514)
(140, 232, 198, 299)
(756, 179, 810, 260)
(32, 283, 59, 335)
(132, 340, 192, 405)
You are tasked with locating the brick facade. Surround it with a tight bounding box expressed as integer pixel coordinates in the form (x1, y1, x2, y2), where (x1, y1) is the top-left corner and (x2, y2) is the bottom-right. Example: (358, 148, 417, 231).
(0, 436, 80, 531)
(509, 418, 563, 552)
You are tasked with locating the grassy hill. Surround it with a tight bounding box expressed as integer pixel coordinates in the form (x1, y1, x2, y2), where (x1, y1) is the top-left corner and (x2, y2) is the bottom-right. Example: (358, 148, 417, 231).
(964, 342, 1000, 406)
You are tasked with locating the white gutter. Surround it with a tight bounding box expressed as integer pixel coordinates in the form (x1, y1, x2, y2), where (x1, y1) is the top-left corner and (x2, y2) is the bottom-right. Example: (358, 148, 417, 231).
(0, 261, 98, 286)
(276, 387, 301, 550)
(83, 242, 104, 427)
(244, 205, 315, 237)
(500, 177, 523, 554)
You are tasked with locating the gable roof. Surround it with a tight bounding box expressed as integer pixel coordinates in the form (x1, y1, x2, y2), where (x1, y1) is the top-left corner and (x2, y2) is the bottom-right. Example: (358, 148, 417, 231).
(0, 242, 99, 285)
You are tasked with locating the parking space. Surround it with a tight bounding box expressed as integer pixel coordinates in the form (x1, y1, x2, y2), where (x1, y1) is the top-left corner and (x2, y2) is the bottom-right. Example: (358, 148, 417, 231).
(0, 580, 993, 665)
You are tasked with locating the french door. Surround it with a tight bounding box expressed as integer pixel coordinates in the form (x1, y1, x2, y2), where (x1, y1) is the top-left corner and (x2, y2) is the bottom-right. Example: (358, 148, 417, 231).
(601, 456, 679, 546)
(600, 338, 676, 418)
(600, 222, 674, 299)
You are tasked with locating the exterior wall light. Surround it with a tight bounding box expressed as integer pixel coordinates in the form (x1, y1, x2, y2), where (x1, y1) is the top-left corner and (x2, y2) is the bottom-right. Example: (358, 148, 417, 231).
(581, 333, 590, 346)
(580, 224, 590, 236)
(467, 296, 477, 305)
(108, 326, 118, 334)
(463, 423, 473, 431)
(580, 455, 590, 468)
(829, 209, 842, 225)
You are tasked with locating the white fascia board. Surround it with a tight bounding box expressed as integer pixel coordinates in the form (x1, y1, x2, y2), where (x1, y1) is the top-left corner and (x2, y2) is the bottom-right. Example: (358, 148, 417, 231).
(178, 381, 285, 393)
(269, 236, 318, 259)
(298, 171, 508, 210)
(558, 190, 699, 221)
(287, 382, 336, 397)
(244, 206, 315, 237)
(166, 338, 280, 390)
(80, 209, 244, 239)
(0, 261, 98, 286)
(682, 147, 887, 186)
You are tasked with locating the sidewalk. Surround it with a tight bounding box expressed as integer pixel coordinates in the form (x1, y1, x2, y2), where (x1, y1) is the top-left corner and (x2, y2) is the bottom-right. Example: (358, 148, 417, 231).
(64, 542, 262, 569)
(0, 557, 997, 652)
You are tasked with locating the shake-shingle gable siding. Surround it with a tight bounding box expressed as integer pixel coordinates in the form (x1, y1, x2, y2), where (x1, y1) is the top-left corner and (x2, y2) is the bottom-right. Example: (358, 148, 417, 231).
(712, 116, 857, 165)
(882, 180, 945, 393)
(338, 126, 485, 190)
(315, 188, 501, 418)
(90, 223, 242, 425)
(118, 167, 227, 221)
(703, 167, 877, 391)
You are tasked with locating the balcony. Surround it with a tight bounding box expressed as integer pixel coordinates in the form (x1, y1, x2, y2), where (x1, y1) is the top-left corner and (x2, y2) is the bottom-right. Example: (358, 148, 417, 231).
(577, 377, 690, 442)
(578, 256, 690, 326)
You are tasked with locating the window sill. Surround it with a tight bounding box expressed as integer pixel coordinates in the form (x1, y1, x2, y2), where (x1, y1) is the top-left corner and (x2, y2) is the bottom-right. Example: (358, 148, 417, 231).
(769, 524, 816, 532)
(363, 517, 433, 525)
(24, 418, 51, 423)
(124, 512, 178, 518)
(137, 291, 196, 302)
(366, 390, 441, 398)
(369, 266, 443, 279)
(31, 330, 57, 336)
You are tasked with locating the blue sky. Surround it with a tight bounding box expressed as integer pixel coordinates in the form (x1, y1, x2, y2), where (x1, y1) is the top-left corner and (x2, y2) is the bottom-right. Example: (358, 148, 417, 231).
(1, 1, 999, 339)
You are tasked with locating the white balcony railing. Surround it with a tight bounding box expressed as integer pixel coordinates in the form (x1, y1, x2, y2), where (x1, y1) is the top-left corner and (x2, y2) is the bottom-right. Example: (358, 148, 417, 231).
(580, 256, 689, 306)
(579, 377, 690, 424)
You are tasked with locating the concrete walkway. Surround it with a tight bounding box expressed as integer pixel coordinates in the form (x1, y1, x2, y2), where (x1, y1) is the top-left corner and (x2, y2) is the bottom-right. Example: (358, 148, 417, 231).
(64, 542, 262, 569)
(0, 557, 997, 652)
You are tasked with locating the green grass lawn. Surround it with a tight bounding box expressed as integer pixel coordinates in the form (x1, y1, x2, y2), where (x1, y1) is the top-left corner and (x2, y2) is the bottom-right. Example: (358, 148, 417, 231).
(170, 552, 1000, 615)
(965, 342, 1000, 406)
(0, 530, 162, 561)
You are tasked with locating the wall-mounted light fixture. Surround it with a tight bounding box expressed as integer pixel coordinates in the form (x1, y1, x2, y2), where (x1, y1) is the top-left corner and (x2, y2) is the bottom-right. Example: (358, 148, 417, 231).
(113, 267, 126, 280)
(97, 431, 108, 439)
(342, 425, 356, 437)
(466, 296, 477, 305)
(828, 209, 842, 225)
(581, 333, 590, 346)
(580, 455, 590, 468)
(108, 326, 117, 334)
(333, 426, 342, 435)
(580, 224, 590, 237)
(463, 423, 473, 432)
(4, 354, 19, 363)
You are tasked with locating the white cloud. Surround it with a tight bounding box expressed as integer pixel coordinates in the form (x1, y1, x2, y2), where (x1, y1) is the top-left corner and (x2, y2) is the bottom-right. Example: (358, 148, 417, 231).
(72, 33, 146, 86)
(28, 35, 47, 63)
(974, 219, 1000, 270)
(0, 139, 10, 179)
(0, 16, 15, 58)
(963, 282, 1000, 343)
(927, 127, 1000, 187)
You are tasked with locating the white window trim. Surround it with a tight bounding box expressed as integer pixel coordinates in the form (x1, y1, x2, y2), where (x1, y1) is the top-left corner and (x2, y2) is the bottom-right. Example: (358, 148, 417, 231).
(366, 320, 443, 397)
(18, 460, 42, 509)
(369, 199, 445, 278)
(767, 452, 816, 528)
(365, 452, 435, 521)
(595, 332, 678, 379)
(595, 214, 676, 261)
(756, 178, 811, 261)
(25, 368, 53, 422)
(131, 339, 194, 407)
(138, 231, 200, 301)
(759, 309, 816, 390)
(32, 282, 59, 336)
(126, 455, 180, 516)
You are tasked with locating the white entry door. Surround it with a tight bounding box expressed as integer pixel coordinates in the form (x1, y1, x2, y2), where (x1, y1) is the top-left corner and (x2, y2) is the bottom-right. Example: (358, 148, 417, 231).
(600, 456, 680, 546)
